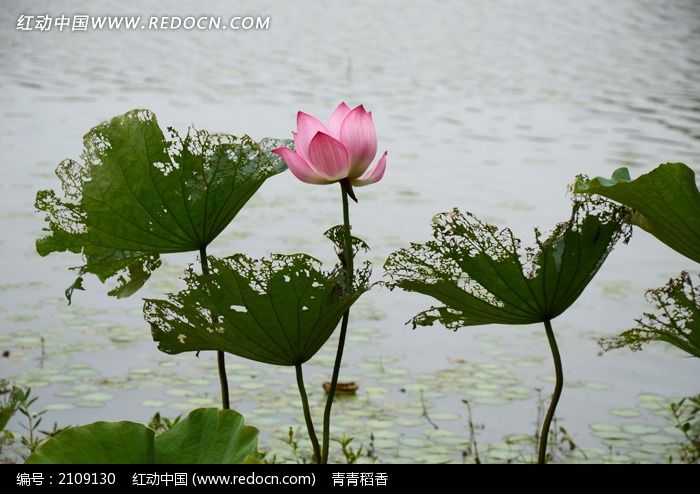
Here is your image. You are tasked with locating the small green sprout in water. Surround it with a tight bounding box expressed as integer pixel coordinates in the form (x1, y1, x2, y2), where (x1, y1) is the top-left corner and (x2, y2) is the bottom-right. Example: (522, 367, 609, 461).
(461, 399, 482, 464)
(282, 426, 308, 465)
(0, 383, 67, 462)
(147, 412, 182, 434)
(333, 435, 364, 464)
(669, 395, 700, 464)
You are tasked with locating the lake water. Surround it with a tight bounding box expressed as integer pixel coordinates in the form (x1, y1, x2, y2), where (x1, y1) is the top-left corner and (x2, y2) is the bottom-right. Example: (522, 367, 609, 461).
(1, 0, 699, 463)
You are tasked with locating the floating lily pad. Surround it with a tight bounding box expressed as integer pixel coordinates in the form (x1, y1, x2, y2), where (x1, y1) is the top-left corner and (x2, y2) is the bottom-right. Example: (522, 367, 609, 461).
(485, 447, 521, 462)
(465, 388, 500, 398)
(142, 400, 165, 408)
(253, 416, 281, 426)
(364, 387, 389, 397)
(596, 431, 635, 442)
(24, 380, 50, 388)
(471, 396, 509, 406)
(399, 436, 430, 448)
(187, 397, 216, 407)
(420, 453, 454, 463)
(67, 367, 97, 377)
(165, 389, 195, 398)
(627, 449, 662, 461)
(188, 378, 210, 386)
(372, 429, 401, 439)
(82, 392, 114, 402)
(638, 401, 665, 411)
(48, 375, 75, 384)
(372, 438, 400, 449)
(623, 424, 660, 435)
(474, 382, 500, 391)
(366, 419, 395, 429)
(591, 423, 621, 433)
(640, 434, 676, 445)
(430, 412, 460, 422)
(609, 408, 641, 418)
(504, 434, 533, 444)
(45, 403, 75, 411)
(239, 382, 266, 391)
(129, 368, 155, 376)
(636, 443, 673, 456)
(76, 400, 107, 408)
(54, 390, 79, 398)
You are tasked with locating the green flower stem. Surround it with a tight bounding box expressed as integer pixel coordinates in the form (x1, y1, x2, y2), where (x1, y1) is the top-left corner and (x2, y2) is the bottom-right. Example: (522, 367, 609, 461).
(538, 318, 563, 464)
(216, 351, 229, 410)
(295, 363, 321, 463)
(321, 181, 354, 464)
(200, 246, 230, 410)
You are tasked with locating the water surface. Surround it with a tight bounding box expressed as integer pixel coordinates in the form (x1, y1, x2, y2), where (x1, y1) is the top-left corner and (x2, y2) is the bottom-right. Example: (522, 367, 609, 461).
(1, 0, 698, 463)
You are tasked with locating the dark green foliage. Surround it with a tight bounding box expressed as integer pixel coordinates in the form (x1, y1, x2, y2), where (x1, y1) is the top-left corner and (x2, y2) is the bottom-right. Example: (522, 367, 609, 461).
(146, 253, 370, 366)
(27, 408, 258, 464)
(384, 199, 629, 329)
(35, 109, 287, 301)
(600, 271, 700, 358)
(575, 163, 700, 264)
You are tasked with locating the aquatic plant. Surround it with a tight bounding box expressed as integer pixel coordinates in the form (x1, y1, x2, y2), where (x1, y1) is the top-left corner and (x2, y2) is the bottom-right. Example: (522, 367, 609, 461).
(27, 408, 258, 464)
(384, 198, 629, 463)
(575, 163, 700, 359)
(34, 109, 288, 409)
(271, 102, 387, 462)
(31, 106, 696, 465)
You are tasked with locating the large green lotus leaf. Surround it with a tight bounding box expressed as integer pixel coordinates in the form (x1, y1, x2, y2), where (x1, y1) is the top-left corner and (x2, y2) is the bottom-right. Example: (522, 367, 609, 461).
(574, 163, 700, 264)
(35, 109, 288, 301)
(155, 408, 258, 463)
(26, 421, 155, 464)
(384, 200, 628, 328)
(145, 254, 370, 366)
(26, 408, 258, 464)
(601, 271, 700, 359)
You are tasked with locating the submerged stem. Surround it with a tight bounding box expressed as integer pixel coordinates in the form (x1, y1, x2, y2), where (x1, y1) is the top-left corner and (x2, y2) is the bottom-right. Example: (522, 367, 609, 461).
(200, 245, 230, 410)
(321, 181, 354, 464)
(295, 363, 321, 463)
(538, 318, 563, 464)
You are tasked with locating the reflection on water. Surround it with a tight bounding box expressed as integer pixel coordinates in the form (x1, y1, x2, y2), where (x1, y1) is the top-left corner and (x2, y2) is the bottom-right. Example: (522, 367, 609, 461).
(1, 0, 699, 462)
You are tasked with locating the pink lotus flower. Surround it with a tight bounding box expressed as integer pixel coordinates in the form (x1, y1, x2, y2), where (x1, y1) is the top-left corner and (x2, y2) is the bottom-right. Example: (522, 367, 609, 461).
(273, 103, 387, 199)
